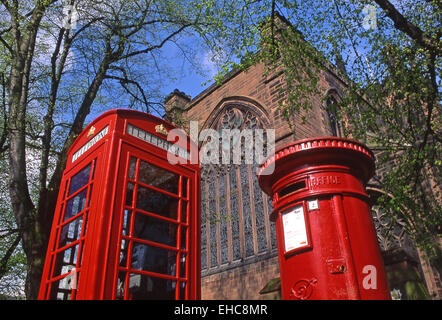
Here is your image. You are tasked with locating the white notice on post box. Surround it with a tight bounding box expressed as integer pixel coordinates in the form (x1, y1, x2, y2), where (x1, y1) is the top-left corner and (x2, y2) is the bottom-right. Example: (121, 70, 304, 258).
(282, 205, 309, 252)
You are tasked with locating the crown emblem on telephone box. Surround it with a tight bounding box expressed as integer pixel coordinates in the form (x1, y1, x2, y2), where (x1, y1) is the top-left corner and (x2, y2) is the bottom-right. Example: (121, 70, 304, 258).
(155, 124, 168, 136)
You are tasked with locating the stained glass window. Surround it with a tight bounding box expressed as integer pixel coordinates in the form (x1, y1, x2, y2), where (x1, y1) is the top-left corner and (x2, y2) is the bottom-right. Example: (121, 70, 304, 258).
(325, 95, 342, 137)
(200, 103, 276, 274)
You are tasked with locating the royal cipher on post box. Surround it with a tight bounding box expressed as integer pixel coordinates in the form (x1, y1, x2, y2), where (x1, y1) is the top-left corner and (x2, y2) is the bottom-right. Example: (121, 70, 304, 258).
(258, 137, 390, 300)
(38, 109, 200, 300)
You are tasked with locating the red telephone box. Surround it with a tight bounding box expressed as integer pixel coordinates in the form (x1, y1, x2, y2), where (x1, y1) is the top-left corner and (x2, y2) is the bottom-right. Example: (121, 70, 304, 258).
(258, 137, 390, 300)
(38, 109, 200, 300)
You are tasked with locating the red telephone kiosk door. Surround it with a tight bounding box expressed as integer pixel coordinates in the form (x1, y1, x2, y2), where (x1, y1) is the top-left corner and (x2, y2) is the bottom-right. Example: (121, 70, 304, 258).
(38, 109, 200, 300)
(108, 143, 196, 300)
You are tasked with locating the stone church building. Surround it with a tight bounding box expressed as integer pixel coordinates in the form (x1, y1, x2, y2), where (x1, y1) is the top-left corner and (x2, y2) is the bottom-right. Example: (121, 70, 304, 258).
(163, 23, 441, 299)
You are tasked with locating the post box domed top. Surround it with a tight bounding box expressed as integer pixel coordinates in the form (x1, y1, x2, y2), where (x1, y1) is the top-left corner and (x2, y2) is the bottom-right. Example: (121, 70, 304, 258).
(257, 137, 375, 196)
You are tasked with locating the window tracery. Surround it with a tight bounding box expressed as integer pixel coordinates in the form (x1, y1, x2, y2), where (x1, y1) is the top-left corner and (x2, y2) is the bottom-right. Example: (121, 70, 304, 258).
(200, 103, 277, 274)
(325, 94, 342, 137)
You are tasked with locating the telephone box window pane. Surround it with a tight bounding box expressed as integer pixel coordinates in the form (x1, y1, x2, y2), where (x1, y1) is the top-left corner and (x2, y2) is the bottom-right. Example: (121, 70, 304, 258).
(126, 183, 134, 207)
(59, 215, 83, 248)
(116, 272, 126, 298)
(50, 276, 74, 300)
(68, 164, 91, 196)
(136, 185, 178, 220)
(181, 177, 188, 198)
(62, 245, 78, 270)
(128, 157, 137, 180)
(91, 159, 96, 180)
(179, 282, 186, 299)
(122, 209, 132, 236)
(82, 214, 88, 239)
(180, 227, 187, 250)
(52, 244, 79, 279)
(180, 201, 188, 223)
(128, 274, 175, 300)
(64, 189, 87, 222)
(179, 253, 186, 278)
(138, 160, 179, 194)
(119, 239, 129, 267)
(87, 184, 93, 207)
(131, 242, 177, 276)
(133, 213, 177, 247)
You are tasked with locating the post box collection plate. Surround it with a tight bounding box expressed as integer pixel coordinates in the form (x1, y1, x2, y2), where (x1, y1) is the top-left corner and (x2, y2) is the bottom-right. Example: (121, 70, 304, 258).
(281, 203, 311, 255)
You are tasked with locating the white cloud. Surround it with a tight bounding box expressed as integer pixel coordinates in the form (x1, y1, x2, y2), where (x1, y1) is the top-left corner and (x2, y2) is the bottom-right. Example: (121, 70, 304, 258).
(201, 47, 227, 78)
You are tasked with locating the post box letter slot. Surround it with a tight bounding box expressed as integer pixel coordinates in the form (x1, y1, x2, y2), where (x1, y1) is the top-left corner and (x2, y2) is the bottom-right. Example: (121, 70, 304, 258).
(279, 180, 307, 198)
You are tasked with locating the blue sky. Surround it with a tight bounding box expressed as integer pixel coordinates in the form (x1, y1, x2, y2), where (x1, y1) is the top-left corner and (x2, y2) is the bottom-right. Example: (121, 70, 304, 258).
(161, 42, 222, 103)
(163, 62, 212, 101)
(80, 36, 222, 122)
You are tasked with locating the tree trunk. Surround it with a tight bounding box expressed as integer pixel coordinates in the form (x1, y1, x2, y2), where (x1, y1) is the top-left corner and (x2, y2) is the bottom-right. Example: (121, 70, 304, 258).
(6, 3, 52, 299)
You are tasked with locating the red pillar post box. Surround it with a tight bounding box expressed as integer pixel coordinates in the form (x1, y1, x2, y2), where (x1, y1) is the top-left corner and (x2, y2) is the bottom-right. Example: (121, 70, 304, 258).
(38, 109, 200, 300)
(258, 137, 390, 300)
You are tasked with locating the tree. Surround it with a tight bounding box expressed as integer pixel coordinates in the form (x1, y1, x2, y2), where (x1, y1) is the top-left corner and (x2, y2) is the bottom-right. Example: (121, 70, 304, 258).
(0, 0, 223, 299)
(0, 149, 26, 299)
(213, 0, 441, 278)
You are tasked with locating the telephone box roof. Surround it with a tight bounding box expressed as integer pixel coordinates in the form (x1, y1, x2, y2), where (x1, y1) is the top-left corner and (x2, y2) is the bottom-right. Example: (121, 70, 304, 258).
(68, 109, 196, 155)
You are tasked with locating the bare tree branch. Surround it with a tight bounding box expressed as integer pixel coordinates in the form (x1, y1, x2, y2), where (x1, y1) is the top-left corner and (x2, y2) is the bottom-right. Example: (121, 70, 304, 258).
(374, 0, 442, 55)
(120, 23, 192, 60)
(0, 234, 21, 281)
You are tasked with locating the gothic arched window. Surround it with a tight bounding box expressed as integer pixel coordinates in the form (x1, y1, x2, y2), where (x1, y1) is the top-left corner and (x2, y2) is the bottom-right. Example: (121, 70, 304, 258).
(325, 94, 342, 137)
(200, 102, 277, 274)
